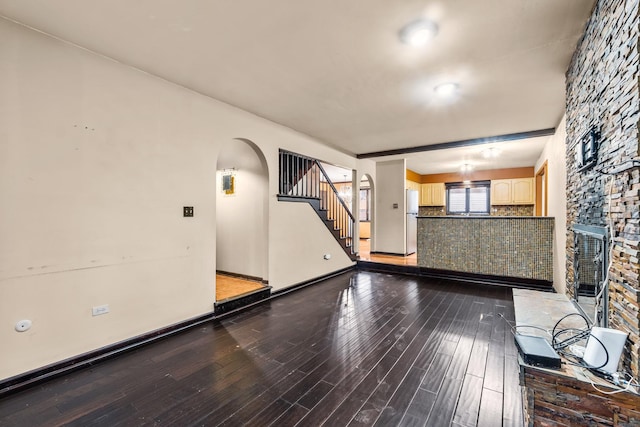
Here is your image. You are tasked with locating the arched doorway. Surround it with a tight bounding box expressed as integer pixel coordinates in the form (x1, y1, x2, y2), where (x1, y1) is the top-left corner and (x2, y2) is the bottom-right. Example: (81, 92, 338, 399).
(215, 138, 269, 305)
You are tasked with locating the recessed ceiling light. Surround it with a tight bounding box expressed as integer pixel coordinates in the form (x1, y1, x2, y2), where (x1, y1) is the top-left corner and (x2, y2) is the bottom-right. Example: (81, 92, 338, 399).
(434, 82, 459, 98)
(399, 19, 438, 47)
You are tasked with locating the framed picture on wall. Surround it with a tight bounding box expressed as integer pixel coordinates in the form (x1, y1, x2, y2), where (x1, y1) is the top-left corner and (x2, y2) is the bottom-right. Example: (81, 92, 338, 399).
(222, 171, 235, 195)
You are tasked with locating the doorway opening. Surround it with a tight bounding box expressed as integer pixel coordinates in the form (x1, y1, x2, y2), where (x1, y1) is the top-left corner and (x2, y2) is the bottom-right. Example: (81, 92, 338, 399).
(215, 138, 269, 306)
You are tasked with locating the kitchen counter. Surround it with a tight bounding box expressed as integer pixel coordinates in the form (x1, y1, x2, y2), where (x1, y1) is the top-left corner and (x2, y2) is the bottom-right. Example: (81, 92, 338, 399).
(417, 216, 554, 283)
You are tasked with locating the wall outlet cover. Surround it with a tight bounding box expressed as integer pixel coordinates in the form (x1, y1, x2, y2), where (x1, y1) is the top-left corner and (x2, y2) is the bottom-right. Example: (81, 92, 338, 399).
(92, 304, 110, 316)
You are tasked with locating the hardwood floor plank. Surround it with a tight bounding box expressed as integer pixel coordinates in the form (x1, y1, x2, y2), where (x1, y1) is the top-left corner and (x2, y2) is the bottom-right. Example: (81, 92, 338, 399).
(298, 380, 335, 410)
(296, 290, 441, 425)
(322, 356, 399, 427)
(244, 398, 291, 427)
(465, 322, 492, 378)
(216, 273, 265, 302)
(268, 403, 308, 427)
(444, 300, 484, 381)
(425, 377, 463, 427)
(399, 413, 428, 427)
(483, 341, 505, 394)
(420, 353, 452, 393)
(477, 388, 504, 427)
(64, 400, 138, 427)
(353, 292, 464, 424)
(401, 388, 437, 426)
(0, 272, 524, 427)
(502, 355, 524, 427)
(195, 370, 306, 426)
(373, 366, 426, 426)
(451, 374, 483, 427)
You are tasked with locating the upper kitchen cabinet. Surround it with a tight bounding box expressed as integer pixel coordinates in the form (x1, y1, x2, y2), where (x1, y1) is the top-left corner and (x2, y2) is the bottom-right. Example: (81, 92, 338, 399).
(490, 178, 534, 205)
(406, 180, 420, 192)
(420, 183, 445, 206)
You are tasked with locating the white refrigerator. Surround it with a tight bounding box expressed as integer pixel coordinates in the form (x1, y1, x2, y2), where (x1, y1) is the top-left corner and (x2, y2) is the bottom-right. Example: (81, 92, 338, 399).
(406, 189, 419, 255)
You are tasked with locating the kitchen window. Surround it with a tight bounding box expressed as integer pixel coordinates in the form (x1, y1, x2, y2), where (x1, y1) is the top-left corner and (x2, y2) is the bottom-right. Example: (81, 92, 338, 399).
(446, 181, 490, 215)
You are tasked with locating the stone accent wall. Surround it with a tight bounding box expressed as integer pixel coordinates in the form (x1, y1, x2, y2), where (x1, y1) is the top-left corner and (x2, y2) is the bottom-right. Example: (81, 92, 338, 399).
(565, 0, 640, 379)
(522, 366, 640, 426)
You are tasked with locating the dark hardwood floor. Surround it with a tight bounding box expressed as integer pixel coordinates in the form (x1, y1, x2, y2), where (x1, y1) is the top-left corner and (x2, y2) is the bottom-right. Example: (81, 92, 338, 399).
(0, 271, 523, 426)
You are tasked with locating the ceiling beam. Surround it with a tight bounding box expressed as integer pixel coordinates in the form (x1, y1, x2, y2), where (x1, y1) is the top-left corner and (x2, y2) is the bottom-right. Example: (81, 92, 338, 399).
(356, 128, 556, 159)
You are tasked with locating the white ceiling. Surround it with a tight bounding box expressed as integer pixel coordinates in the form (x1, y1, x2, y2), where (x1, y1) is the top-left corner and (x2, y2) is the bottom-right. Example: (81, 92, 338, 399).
(401, 136, 550, 174)
(0, 0, 594, 174)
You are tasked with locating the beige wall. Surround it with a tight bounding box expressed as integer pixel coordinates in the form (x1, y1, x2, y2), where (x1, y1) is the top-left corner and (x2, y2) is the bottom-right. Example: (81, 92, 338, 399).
(535, 115, 568, 294)
(0, 18, 355, 380)
(374, 160, 406, 254)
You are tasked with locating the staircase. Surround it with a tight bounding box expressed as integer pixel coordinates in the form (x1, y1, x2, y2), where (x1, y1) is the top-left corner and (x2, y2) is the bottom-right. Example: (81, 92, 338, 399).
(277, 150, 357, 260)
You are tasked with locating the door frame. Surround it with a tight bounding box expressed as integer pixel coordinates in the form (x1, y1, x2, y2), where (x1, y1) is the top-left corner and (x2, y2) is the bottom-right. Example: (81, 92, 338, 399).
(535, 161, 548, 216)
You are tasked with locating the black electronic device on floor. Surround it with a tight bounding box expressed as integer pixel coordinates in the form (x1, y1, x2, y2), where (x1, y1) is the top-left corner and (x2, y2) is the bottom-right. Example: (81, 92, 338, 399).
(515, 334, 561, 369)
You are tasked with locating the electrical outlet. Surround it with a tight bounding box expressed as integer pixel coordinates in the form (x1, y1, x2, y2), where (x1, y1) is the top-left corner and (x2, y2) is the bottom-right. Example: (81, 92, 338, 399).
(183, 206, 194, 217)
(92, 304, 110, 316)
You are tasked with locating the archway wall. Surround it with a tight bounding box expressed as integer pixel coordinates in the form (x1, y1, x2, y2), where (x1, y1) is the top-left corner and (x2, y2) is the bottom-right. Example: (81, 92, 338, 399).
(216, 139, 268, 281)
(1, 18, 358, 381)
(355, 159, 377, 252)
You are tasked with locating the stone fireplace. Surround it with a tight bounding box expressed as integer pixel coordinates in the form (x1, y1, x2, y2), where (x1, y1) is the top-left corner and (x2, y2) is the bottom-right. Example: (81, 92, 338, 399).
(565, 0, 639, 381)
(571, 224, 609, 327)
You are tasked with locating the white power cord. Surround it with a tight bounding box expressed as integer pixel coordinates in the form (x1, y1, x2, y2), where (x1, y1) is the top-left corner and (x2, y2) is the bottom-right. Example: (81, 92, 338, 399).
(584, 368, 639, 395)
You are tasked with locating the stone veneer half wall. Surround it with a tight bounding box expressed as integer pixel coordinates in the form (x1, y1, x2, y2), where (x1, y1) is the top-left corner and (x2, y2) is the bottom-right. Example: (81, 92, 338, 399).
(565, 0, 639, 380)
(417, 217, 553, 282)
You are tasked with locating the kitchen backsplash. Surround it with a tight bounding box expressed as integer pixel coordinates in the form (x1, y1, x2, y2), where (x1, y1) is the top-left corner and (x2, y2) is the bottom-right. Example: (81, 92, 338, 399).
(418, 206, 446, 216)
(490, 205, 534, 216)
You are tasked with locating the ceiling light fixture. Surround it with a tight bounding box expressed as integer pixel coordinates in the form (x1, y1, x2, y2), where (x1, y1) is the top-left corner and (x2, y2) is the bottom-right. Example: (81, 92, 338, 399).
(460, 163, 474, 172)
(434, 82, 459, 98)
(399, 19, 438, 47)
(482, 147, 501, 158)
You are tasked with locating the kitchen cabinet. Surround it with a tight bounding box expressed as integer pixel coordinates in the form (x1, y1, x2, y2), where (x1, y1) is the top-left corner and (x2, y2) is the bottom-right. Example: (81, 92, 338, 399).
(420, 183, 445, 206)
(406, 180, 420, 192)
(490, 178, 534, 205)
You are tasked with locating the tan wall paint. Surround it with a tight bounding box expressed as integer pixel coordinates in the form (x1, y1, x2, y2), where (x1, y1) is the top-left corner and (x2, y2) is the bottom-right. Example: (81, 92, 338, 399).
(421, 167, 534, 183)
(535, 116, 567, 294)
(406, 169, 422, 183)
(0, 18, 354, 380)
